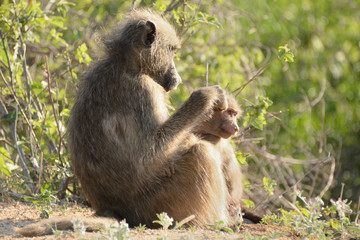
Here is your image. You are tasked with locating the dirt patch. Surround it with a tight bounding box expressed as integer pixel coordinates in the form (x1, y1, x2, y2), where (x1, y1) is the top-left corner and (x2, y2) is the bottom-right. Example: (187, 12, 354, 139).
(0, 202, 300, 239)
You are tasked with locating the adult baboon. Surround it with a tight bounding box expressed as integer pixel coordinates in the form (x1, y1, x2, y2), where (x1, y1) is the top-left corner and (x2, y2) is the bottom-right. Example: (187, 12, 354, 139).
(193, 92, 262, 223)
(15, 9, 258, 237)
(68, 9, 229, 227)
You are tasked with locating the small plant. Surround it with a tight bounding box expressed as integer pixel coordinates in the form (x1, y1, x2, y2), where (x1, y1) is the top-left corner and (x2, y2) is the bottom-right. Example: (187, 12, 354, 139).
(242, 199, 255, 208)
(23, 189, 57, 219)
(72, 219, 86, 237)
(234, 207, 243, 232)
(262, 177, 277, 196)
(107, 219, 129, 240)
(242, 96, 273, 131)
(236, 152, 250, 166)
(24, 189, 58, 207)
(278, 44, 295, 63)
(135, 223, 147, 233)
(153, 212, 174, 230)
(39, 210, 50, 219)
(262, 190, 360, 239)
(52, 229, 63, 237)
(206, 220, 234, 233)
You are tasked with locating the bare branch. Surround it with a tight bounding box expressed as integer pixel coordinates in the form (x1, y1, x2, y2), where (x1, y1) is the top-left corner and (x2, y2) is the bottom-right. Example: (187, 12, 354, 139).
(205, 62, 209, 87)
(162, 0, 181, 16)
(45, 57, 65, 168)
(0, 30, 15, 88)
(255, 155, 334, 210)
(319, 155, 336, 198)
(233, 55, 278, 97)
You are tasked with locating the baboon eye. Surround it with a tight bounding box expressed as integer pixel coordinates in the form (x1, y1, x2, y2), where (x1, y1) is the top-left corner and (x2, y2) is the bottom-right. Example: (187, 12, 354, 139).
(227, 109, 237, 117)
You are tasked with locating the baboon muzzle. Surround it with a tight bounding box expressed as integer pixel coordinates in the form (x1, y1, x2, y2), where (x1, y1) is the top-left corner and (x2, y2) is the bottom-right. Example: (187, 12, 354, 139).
(163, 60, 182, 92)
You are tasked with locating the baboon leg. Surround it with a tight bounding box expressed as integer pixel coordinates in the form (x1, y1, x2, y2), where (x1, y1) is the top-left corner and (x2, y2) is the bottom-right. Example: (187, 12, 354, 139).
(133, 140, 230, 228)
(222, 150, 263, 223)
(216, 140, 243, 210)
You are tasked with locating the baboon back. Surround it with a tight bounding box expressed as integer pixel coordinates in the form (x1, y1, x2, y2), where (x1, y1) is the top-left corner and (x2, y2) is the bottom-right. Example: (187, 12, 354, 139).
(68, 9, 230, 227)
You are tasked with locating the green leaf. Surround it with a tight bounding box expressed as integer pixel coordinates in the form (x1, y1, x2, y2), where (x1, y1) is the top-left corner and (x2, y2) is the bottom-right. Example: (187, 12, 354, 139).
(263, 98, 273, 107)
(263, 177, 277, 196)
(328, 219, 341, 230)
(48, 16, 65, 29)
(324, 205, 337, 215)
(299, 207, 310, 218)
(263, 177, 269, 185)
(31, 81, 45, 95)
(251, 118, 264, 130)
(242, 199, 255, 208)
(1, 111, 18, 123)
(60, 108, 70, 118)
(236, 152, 248, 166)
(75, 43, 92, 64)
(278, 44, 295, 62)
(0, 154, 14, 177)
(221, 227, 234, 233)
(242, 114, 250, 127)
(283, 52, 294, 62)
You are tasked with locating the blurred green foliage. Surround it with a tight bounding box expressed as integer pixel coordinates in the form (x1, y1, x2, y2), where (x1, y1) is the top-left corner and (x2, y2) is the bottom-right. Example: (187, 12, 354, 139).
(0, 0, 359, 216)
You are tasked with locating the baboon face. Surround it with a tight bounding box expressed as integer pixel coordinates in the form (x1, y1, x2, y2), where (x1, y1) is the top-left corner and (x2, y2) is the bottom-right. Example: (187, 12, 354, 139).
(195, 93, 242, 139)
(104, 11, 182, 91)
(209, 108, 240, 139)
(194, 107, 240, 139)
(154, 58, 181, 91)
(140, 20, 182, 91)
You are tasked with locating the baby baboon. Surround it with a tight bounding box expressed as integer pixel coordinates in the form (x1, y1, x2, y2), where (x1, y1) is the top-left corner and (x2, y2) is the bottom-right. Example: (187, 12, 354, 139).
(193, 93, 243, 202)
(15, 10, 232, 236)
(193, 93, 262, 223)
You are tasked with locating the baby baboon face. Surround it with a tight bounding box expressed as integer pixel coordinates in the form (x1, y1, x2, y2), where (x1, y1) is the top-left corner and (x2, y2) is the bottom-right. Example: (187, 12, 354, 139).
(205, 107, 240, 139)
(215, 108, 240, 139)
(194, 93, 242, 140)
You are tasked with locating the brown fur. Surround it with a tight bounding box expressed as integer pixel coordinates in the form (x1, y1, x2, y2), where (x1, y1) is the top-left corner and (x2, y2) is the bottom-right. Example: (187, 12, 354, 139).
(68, 9, 229, 228)
(14, 10, 257, 236)
(14, 217, 116, 237)
(194, 93, 262, 223)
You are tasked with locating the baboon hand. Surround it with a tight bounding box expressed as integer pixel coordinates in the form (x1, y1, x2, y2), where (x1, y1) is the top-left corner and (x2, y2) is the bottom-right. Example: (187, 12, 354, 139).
(190, 85, 228, 112)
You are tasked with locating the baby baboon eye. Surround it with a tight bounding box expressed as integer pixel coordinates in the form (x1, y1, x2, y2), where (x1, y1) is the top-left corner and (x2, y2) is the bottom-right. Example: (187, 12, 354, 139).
(226, 109, 237, 117)
(169, 45, 178, 53)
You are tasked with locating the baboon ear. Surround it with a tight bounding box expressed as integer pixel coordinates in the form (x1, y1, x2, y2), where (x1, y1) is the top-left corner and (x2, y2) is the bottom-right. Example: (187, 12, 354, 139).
(142, 21, 156, 47)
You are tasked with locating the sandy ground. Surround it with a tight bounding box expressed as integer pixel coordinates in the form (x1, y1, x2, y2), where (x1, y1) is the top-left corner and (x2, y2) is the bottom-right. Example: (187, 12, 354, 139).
(0, 201, 300, 239)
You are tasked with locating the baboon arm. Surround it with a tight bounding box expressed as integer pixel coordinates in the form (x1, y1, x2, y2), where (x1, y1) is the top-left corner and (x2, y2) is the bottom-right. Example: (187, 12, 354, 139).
(151, 87, 227, 158)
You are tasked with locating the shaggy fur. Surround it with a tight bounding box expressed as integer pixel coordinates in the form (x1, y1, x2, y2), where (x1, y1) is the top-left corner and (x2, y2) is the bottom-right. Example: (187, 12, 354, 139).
(15, 9, 234, 236)
(68, 9, 229, 227)
(194, 93, 262, 223)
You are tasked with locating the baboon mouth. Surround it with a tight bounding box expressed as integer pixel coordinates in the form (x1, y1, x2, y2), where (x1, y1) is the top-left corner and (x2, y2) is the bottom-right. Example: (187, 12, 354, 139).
(165, 78, 182, 92)
(220, 128, 233, 139)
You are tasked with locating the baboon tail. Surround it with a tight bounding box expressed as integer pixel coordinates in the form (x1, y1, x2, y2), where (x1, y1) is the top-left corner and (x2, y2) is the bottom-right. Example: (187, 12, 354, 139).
(14, 216, 117, 237)
(242, 207, 263, 224)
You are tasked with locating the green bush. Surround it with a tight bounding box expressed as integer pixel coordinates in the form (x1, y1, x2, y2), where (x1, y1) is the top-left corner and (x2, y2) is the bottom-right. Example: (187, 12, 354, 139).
(0, 0, 358, 227)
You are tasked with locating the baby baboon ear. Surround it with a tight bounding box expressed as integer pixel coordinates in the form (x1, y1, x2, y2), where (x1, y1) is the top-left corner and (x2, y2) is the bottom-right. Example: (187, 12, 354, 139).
(142, 20, 156, 47)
